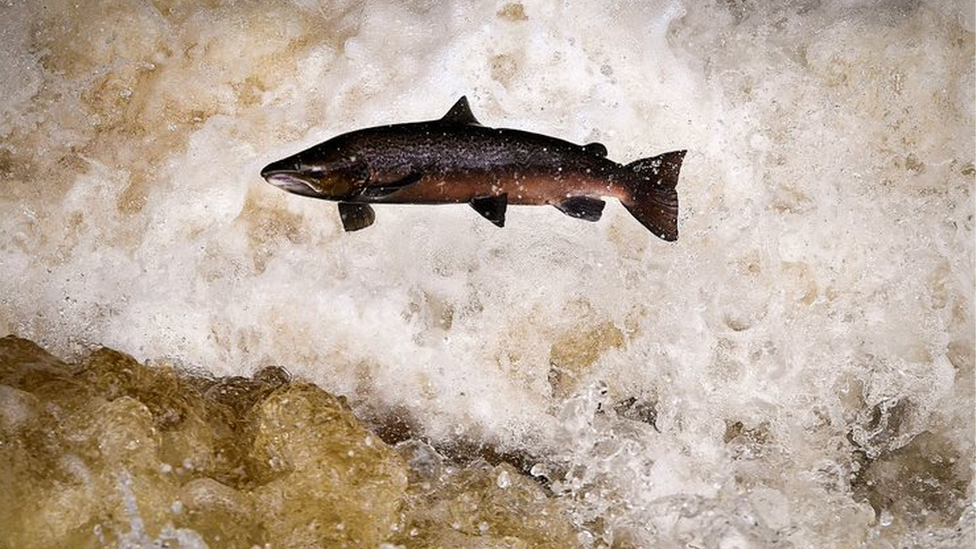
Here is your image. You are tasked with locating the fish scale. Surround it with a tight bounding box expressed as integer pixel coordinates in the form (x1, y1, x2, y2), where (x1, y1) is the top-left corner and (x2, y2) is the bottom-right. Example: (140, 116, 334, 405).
(261, 97, 685, 241)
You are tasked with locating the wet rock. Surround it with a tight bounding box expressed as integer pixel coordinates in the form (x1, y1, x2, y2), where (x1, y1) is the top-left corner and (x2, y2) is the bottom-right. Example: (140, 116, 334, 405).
(0, 335, 71, 384)
(0, 335, 583, 548)
(178, 477, 260, 549)
(393, 442, 578, 549)
(75, 349, 218, 483)
(249, 382, 409, 548)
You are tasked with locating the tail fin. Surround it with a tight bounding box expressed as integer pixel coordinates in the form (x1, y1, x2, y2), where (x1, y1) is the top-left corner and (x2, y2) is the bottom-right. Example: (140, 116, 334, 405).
(619, 150, 685, 241)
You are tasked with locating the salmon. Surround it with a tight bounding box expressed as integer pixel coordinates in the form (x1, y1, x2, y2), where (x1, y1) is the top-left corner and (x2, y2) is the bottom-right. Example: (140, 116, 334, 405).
(261, 97, 685, 240)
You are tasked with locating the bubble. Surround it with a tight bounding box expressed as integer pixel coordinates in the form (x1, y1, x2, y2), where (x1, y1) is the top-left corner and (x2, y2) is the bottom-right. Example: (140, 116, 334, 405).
(496, 470, 511, 489)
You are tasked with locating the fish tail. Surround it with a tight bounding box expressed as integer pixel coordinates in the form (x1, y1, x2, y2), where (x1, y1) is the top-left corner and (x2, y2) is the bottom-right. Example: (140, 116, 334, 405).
(619, 150, 685, 241)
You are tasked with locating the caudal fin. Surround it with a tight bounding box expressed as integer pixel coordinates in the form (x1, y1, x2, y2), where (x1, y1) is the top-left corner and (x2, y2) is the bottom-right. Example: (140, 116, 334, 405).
(619, 150, 685, 241)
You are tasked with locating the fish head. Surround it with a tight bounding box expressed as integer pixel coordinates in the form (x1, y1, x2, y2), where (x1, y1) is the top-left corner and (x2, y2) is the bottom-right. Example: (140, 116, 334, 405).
(261, 145, 368, 200)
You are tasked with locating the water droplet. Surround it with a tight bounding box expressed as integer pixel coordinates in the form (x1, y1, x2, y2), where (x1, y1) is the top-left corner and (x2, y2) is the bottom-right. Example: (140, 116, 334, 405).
(496, 470, 511, 488)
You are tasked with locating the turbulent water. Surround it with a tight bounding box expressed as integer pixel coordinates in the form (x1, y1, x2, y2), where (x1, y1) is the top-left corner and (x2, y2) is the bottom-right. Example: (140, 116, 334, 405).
(0, 0, 973, 547)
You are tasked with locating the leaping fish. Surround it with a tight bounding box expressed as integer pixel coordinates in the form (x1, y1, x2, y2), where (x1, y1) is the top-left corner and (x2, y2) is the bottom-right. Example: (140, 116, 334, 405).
(260, 97, 686, 240)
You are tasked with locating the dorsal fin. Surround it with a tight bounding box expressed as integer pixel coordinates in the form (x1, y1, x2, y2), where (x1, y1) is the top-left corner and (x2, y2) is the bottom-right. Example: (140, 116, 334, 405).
(582, 142, 608, 157)
(441, 96, 481, 125)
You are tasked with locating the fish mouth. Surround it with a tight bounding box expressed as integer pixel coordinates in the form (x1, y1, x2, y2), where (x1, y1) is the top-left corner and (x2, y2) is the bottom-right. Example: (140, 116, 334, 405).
(261, 169, 323, 197)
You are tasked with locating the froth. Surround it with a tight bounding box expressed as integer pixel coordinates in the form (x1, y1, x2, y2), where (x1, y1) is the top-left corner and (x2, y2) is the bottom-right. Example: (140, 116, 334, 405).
(0, 0, 972, 546)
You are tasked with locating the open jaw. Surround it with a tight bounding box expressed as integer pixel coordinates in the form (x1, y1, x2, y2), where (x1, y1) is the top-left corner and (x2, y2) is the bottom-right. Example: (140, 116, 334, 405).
(262, 172, 323, 197)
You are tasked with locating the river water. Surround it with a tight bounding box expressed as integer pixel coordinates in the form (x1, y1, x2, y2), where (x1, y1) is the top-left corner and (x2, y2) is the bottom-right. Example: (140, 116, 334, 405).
(0, 1, 973, 547)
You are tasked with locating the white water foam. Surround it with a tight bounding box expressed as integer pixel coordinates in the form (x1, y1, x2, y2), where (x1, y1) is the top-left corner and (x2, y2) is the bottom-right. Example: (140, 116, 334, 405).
(0, 0, 972, 546)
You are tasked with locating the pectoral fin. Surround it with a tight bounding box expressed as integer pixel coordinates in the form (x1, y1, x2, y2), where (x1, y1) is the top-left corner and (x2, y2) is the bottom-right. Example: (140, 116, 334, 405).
(555, 196, 605, 221)
(338, 203, 375, 231)
(357, 172, 422, 199)
(470, 194, 507, 227)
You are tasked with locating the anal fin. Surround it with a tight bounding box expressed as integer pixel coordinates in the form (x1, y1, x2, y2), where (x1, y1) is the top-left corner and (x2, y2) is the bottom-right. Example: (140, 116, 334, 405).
(338, 203, 375, 231)
(555, 196, 605, 221)
(470, 194, 507, 227)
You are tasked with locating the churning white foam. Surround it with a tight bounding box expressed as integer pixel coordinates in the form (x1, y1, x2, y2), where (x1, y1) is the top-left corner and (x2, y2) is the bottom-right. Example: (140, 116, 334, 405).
(0, 0, 972, 546)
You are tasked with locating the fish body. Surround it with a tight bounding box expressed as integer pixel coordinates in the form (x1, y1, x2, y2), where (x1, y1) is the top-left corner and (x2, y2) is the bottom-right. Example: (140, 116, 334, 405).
(261, 97, 685, 240)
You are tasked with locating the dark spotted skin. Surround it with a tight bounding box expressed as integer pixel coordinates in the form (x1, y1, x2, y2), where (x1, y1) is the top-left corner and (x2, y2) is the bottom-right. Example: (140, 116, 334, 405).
(288, 123, 626, 206)
(260, 96, 684, 240)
